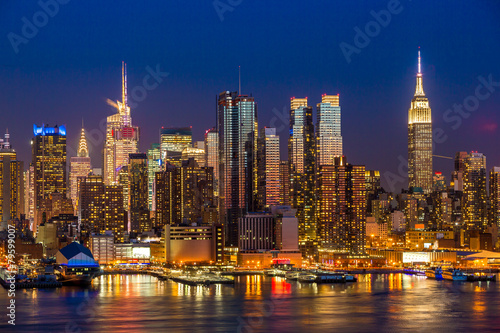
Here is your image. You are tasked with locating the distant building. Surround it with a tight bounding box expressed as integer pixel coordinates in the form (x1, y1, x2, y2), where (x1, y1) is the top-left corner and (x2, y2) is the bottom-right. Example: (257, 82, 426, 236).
(451, 151, 467, 192)
(316, 94, 342, 165)
(146, 144, 162, 211)
(462, 152, 487, 232)
(89, 232, 115, 265)
(69, 127, 91, 211)
(238, 213, 275, 251)
(160, 127, 192, 166)
(128, 153, 150, 234)
(257, 127, 280, 209)
(204, 128, 219, 198)
(279, 161, 289, 206)
(490, 167, 500, 229)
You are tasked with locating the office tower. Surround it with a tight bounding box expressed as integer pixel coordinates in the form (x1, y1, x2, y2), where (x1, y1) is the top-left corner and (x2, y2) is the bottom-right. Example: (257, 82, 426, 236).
(451, 151, 468, 191)
(289, 97, 316, 256)
(155, 159, 215, 227)
(160, 127, 192, 166)
(218, 91, 257, 246)
(0, 131, 24, 231)
(104, 62, 139, 185)
(118, 167, 129, 213)
(490, 167, 500, 228)
(24, 164, 35, 222)
(408, 50, 432, 193)
(32, 124, 67, 225)
(78, 175, 125, 242)
(432, 172, 446, 192)
(462, 152, 487, 231)
(129, 153, 150, 234)
(238, 212, 275, 251)
(279, 161, 289, 206)
(205, 127, 219, 198)
(181, 147, 206, 167)
(147, 144, 162, 211)
(317, 157, 366, 254)
(256, 127, 280, 210)
(365, 170, 381, 215)
(69, 126, 91, 211)
(316, 94, 342, 165)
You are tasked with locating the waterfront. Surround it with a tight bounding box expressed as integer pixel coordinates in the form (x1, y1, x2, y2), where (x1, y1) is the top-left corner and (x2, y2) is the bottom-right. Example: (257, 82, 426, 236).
(1, 273, 500, 332)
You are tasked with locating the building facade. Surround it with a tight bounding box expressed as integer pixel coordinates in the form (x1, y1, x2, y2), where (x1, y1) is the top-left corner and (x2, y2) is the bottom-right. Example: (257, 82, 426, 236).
(462, 152, 487, 232)
(257, 127, 280, 209)
(316, 94, 342, 165)
(70, 127, 91, 211)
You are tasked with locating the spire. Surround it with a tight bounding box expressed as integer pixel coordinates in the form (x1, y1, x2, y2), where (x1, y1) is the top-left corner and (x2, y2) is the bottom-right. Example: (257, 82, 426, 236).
(77, 126, 89, 157)
(122, 61, 128, 107)
(238, 65, 241, 95)
(414, 47, 425, 96)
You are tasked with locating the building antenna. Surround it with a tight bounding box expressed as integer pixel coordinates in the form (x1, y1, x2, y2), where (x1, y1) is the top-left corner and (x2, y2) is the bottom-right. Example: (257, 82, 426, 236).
(418, 46, 421, 75)
(238, 65, 241, 95)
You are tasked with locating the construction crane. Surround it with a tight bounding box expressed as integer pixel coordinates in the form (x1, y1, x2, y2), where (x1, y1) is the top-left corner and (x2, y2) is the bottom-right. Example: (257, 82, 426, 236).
(433, 155, 453, 160)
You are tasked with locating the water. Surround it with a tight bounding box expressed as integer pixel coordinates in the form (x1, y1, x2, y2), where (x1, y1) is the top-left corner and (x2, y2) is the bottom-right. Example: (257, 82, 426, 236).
(1, 273, 499, 332)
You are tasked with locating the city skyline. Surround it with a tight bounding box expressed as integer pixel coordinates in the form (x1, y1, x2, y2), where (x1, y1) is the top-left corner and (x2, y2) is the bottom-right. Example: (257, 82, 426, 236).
(1, 1, 499, 192)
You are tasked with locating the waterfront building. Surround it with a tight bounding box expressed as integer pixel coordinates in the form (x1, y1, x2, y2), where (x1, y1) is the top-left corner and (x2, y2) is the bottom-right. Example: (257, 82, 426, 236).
(218, 91, 257, 246)
(89, 232, 115, 265)
(316, 94, 342, 165)
(32, 124, 67, 225)
(103, 62, 139, 185)
(288, 97, 316, 257)
(408, 50, 432, 193)
(114, 242, 151, 263)
(462, 152, 487, 232)
(69, 126, 91, 211)
(129, 153, 150, 234)
(238, 212, 275, 251)
(0, 131, 24, 231)
(160, 127, 192, 166)
(257, 127, 280, 209)
(317, 156, 366, 254)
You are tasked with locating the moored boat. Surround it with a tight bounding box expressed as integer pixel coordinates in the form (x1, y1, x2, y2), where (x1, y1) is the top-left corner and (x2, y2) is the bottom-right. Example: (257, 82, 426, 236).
(425, 267, 443, 280)
(442, 269, 467, 281)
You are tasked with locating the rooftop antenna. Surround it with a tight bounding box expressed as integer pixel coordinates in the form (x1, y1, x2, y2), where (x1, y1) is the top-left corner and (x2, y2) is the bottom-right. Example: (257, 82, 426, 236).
(418, 46, 421, 76)
(238, 65, 241, 95)
(122, 61, 128, 106)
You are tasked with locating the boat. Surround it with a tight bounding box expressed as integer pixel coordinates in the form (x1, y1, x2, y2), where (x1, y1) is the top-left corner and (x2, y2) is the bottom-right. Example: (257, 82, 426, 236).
(425, 267, 443, 280)
(264, 269, 278, 276)
(297, 274, 317, 283)
(285, 271, 300, 280)
(442, 269, 467, 281)
(344, 274, 357, 282)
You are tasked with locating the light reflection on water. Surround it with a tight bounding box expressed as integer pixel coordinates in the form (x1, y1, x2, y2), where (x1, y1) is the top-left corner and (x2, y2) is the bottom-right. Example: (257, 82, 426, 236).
(2, 273, 500, 332)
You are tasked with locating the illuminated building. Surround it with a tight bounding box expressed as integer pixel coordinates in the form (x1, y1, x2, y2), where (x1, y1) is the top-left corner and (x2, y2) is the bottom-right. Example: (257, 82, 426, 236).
(408, 49, 432, 193)
(257, 127, 280, 209)
(160, 127, 192, 166)
(316, 94, 342, 165)
(405, 230, 454, 250)
(117, 166, 129, 212)
(317, 157, 366, 254)
(490, 167, 500, 229)
(432, 172, 446, 192)
(78, 175, 125, 242)
(89, 232, 115, 264)
(128, 153, 150, 234)
(279, 161, 289, 206)
(103, 62, 139, 185)
(451, 151, 467, 191)
(0, 131, 24, 231)
(205, 127, 219, 198)
(181, 147, 206, 167)
(365, 170, 381, 214)
(155, 159, 215, 227)
(69, 126, 91, 211)
(157, 224, 224, 264)
(24, 164, 35, 222)
(32, 124, 67, 225)
(147, 144, 162, 211)
(288, 97, 316, 256)
(462, 152, 487, 231)
(218, 91, 257, 246)
(238, 212, 275, 251)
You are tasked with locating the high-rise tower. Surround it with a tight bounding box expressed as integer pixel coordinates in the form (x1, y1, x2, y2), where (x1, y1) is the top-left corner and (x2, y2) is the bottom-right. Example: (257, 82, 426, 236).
(257, 127, 280, 209)
(408, 49, 432, 193)
(104, 62, 139, 185)
(289, 97, 316, 257)
(317, 94, 342, 165)
(462, 152, 487, 232)
(217, 91, 257, 246)
(70, 125, 91, 211)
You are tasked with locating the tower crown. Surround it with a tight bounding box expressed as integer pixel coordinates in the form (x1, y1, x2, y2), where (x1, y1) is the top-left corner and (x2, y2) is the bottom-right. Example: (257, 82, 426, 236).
(414, 48, 425, 97)
(77, 127, 89, 157)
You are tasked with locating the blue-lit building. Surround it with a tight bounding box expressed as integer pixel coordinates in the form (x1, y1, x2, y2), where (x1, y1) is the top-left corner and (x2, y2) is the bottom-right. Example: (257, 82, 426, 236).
(32, 124, 67, 224)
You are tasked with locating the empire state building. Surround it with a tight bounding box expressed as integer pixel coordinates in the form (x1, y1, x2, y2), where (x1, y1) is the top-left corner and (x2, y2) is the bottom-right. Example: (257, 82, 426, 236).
(408, 49, 432, 193)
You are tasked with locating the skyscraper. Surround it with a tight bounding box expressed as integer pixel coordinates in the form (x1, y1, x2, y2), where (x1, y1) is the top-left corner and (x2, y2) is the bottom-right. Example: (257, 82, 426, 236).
(128, 153, 150, 234)
(70, 126, 91, 211)
(257, 127, 280, 209)
(490, 167, 500, 229)
(103, 62, 139, 185)
(408, 50, 432, 193)
(279, 161, 289, 206)
(462, 152, 487, 231)
(288, 97, 316, 256)
(0, 131, 24, 231)
(147, 144, 162, 211)
(316, 94, 342, 165)
(32, 124, 67, 224)
(160, 127, 192, 166)
(205, 127, 219, 198)
(218, 91, 257, 246)
(317, 157, 366, 254)
(451, 151, 468, 192)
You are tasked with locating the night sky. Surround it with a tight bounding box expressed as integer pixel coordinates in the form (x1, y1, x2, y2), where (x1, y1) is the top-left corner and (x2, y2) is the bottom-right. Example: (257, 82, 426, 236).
(1, 1, 499, 191)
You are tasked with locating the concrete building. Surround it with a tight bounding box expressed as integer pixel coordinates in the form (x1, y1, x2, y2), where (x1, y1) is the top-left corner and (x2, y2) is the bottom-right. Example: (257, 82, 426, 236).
(89, 232, 115, 265)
